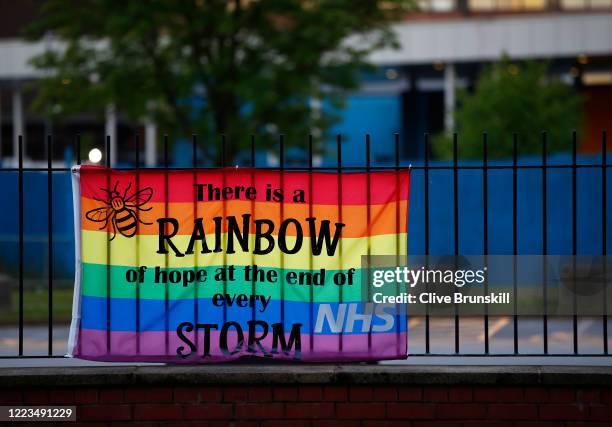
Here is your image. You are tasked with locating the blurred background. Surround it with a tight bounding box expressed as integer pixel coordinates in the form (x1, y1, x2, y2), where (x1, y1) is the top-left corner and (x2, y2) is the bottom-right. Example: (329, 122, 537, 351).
(0, 0, 611, 355)
(1, 0, 611, 166)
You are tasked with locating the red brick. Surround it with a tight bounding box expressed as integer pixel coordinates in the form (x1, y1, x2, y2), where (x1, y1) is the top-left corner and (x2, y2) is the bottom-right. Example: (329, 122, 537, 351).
(48, 389, 74, 404)
(337, 402, 386, 419)
(98, 388, 124, 403)
(547, 388, 575, 402)
(22, 389, 49, 404)
(0, 390, 22, 404)
(424, 387, 448, 402)
(133, 404, 183, 420)
(576, 388, 600, 403)
(166, 424, 223, 427)
(145, 387, 173, 402)
(524, 387, 548, 402)
(79, 405, 131, 421)
(315, 422, 360, 427)
(274, 386, 298, 401)
(298, 385, 322, 401)
(224, 386, 249, 402)
(111, 423, 158, 427)
(473, 388, 497, 402)
(262, 421, 310, 427)
(398, 387, 423, 401)
(323, 385, 348, 401)
(473, 387, 522, 402)
(513, 423, 560, 427)
(448, 386, 472, 402)
(236, 403, 284, 419)
(463, 422, 512, 427)
(436, 403, 487, 419)
(496, 387, 523, 401)
(175, 386, 222, 403)
(201, 387, 223, 402)
(74, 388, 98, 404)
(412, 422, 462, 427)
(124, 388, 147, 402)
(174, 387, 199, 402)
(567, 423, 612, 427)
(248, 386, 273, 401)
(488, 404, 538, 419)
(349, 386, 373, 401)
(591, 406, 612, 421)
(183, 403, 233, 420)
(368, 422, 418, 427)
(373, 386, 397, 401)
(387, 402, 435, 419)
(286, 402, 335, 419)
(539, 404, 587, 420)
(602, 389, 612, 404)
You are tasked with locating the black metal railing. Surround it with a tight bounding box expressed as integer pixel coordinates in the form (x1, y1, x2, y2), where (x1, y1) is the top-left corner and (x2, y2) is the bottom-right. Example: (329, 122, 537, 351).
(0, 131, 610, 359)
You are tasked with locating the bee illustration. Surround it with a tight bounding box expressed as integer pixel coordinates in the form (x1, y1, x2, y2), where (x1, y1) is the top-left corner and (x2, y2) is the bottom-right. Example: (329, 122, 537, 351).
(86, 180, 153, 241)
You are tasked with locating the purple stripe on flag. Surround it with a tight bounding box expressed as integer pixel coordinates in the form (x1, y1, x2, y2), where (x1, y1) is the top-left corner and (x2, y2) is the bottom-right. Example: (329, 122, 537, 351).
(74, 329, 407, 362)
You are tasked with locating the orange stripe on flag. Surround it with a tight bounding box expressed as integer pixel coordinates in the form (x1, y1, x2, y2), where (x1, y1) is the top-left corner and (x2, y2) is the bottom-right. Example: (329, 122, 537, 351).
(80, 197, 408, 237)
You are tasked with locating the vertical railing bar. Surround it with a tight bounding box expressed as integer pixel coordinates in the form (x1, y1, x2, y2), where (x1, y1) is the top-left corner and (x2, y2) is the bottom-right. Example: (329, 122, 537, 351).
(482, 132, 489, 355)
(513, 133, 519, 355)
(135, 133, 141, 167)
(365, 134, 371, 352)
(221, 135, 226, 167)
(221, 135, 227, 326)
(394, 133, 402, 355)
(135, 133, 141, 355)
(18, 136, 24, 356)
(572, 130, 578, 355)
(47, 134, 53, 356)
(105, 135, 111, 355)
(424, 133, 430, 354)
(542, 131, 548, 355)
(335, 134, 344, 352)
(163, 134, 169, 356)
(251, 135, 256, 168)
(308, 135, 314, 352)
(250, 135, 256, 344)
(453, 133, 460, 354)
(75, 134, 81, 353)
(280, 135, 286, 340)
(192, 133, 197, 168)
(602, 130, 608, 355)
(192, 134, 199, 353)
(75, 134, 81, 165)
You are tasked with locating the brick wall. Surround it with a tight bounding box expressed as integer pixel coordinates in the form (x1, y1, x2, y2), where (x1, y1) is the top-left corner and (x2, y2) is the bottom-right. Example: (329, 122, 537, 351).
(2, 383, 612, 426)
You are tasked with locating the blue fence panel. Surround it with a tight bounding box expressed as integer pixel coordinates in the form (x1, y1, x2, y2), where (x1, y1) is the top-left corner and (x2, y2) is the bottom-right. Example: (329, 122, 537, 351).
(0, 172, 74, 280)
(407, 153, 612, 256)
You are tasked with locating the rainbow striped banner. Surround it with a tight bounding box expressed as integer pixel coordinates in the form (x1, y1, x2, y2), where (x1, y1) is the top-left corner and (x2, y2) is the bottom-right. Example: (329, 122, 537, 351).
(68, 165, 410, 362)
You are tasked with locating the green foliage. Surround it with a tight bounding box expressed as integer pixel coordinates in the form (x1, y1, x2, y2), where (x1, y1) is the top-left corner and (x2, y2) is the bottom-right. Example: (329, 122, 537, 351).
(433, 59, 583, 159)
(26, 0, 413, 161)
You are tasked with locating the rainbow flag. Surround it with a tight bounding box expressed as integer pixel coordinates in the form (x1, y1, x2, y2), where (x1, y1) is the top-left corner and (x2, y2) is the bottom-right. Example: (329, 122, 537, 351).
(69, 165, 410, 362)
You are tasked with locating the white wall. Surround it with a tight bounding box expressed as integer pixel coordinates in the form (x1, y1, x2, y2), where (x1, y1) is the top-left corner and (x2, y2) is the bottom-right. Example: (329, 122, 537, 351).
(1, 12, 611, 78)
(369, 12, 612, 65)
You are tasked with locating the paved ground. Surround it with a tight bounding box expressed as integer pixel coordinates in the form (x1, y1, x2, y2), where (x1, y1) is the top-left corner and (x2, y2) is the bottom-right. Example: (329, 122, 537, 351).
(1, 316, 611, 367)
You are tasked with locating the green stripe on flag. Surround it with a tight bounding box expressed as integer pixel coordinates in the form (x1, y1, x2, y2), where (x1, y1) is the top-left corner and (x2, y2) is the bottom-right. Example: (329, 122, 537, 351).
(81, 263, 367, 302)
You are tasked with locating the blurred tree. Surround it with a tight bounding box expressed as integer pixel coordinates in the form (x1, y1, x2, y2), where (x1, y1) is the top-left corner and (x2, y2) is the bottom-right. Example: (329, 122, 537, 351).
(433, 59, 583, 159)
(26, 0, 412, 162)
